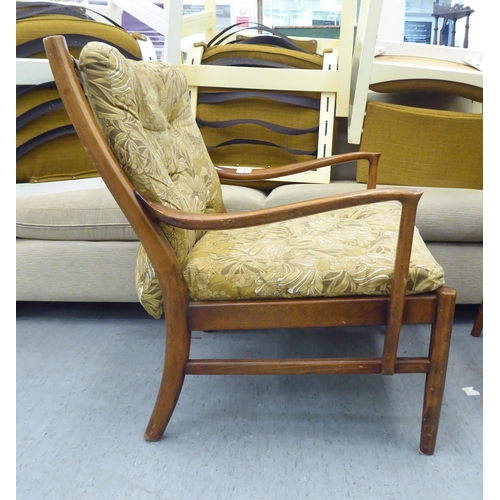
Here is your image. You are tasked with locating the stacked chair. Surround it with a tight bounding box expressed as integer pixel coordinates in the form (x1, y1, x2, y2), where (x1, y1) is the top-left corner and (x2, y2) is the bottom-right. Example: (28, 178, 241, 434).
(16, 0, 154, 184)
(180, 1, 358, 185)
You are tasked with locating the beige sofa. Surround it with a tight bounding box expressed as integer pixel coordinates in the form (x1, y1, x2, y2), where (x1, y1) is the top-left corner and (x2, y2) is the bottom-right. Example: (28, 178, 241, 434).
(16, 118, 482, 306)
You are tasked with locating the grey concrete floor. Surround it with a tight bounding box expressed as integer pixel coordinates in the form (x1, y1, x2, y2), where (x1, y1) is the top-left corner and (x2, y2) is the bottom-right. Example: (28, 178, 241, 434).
(16, 301, 483, 499)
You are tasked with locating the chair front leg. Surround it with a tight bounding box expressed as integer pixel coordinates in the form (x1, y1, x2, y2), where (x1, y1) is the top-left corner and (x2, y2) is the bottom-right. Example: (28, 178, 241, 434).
(419, 287, 456, 455)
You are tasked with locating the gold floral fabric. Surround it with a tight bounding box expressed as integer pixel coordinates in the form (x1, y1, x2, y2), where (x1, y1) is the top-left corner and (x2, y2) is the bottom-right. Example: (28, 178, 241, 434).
(183, 201, 444, 300)
(79, 42, 224, 317)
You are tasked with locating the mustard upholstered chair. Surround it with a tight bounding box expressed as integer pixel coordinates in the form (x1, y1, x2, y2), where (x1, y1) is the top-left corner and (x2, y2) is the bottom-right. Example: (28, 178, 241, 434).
(43, 35, 456, 455)
(356, 100, 483, 190)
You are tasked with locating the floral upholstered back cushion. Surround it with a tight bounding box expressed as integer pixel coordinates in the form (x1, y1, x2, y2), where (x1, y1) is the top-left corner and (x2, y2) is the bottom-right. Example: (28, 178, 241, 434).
(79, 42, 224, 317)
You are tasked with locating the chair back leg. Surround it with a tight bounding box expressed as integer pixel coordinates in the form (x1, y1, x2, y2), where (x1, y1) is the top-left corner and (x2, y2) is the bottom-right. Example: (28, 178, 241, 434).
(144, 287, 192, 441)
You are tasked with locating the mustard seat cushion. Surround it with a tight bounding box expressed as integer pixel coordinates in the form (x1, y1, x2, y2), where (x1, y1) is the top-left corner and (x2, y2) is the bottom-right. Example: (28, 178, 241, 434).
(183, 201, 444, 301)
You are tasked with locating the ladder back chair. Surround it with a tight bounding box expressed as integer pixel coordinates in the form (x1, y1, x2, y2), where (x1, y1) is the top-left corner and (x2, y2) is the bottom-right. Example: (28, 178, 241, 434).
(43, 35, 456, 455)
(181, 0, 358, 185)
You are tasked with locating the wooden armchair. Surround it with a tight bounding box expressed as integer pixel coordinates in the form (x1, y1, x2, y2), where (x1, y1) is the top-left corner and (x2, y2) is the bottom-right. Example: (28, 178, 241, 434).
(43, 35, 456, 455)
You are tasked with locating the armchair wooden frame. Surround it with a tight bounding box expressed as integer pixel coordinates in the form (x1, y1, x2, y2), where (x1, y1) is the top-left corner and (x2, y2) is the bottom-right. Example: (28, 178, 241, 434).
(44, 35, 456, 455)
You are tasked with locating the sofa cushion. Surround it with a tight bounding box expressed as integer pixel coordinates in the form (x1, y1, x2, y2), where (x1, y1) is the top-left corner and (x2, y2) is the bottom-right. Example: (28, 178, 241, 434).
(16, 187, 136, 241)
(16, 181, 268, 241)
(264, 181, 483, 243)
(16, 239, 139, 302)
(220, 184, 269, 212)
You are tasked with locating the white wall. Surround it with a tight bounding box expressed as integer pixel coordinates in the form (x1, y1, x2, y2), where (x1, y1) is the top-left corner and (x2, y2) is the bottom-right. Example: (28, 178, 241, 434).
(455, 0, 484, 50)
(378, 0, 405, 41)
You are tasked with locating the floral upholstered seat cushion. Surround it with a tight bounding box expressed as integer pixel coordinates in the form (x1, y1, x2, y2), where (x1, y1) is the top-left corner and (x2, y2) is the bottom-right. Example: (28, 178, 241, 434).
(183, 201, 444, 300)
(79, 42, 224, 317)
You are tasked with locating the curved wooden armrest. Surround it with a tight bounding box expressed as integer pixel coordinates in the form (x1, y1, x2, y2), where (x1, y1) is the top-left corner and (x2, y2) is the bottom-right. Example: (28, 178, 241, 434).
(136, 187, 422, 231)
(214, 151, 381, 189)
